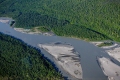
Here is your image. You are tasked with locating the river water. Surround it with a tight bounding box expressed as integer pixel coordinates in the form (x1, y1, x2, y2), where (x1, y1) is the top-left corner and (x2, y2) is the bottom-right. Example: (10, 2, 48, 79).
(0, 22, 115, 80)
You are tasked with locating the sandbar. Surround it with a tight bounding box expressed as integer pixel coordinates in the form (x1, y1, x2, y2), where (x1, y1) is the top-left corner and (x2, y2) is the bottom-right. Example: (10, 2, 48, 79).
(38, 42, 83, 80)
(98, 57, 120, 80)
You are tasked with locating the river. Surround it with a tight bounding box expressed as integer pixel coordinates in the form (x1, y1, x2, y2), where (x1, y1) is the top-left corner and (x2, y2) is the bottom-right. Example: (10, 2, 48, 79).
(0, 22, 115, 80)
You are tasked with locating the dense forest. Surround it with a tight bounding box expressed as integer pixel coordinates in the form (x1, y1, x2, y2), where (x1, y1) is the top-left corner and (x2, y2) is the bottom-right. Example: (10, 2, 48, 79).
(0, 33, 63, 80)
(0, 0, 120, 41)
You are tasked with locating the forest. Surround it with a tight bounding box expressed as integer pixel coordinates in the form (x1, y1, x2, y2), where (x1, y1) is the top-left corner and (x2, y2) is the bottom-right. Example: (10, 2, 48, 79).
(0, 33, 63, 80)
(0, 0, 120, 41)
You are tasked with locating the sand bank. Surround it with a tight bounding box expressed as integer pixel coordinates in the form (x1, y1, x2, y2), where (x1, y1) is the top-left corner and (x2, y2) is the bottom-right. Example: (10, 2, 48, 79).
(38, 43, 83, 80)
(0, 17, 13, 24)
(14, 28, 41, 34)
(98, 57, 120, 80)
(102, 43, 118, 49)
(0, 19, 9, 23)
(90, 42, 104, 46)
(14, 28, 54, 36)
(106, 47, 120, 62)
(90, 41, 117, 49)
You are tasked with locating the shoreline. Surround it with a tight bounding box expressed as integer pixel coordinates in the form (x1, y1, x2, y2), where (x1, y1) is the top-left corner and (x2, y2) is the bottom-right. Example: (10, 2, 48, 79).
(102, 43, 118, 49)
(0, 17, 13, 24)
(0, 17, 55, 36)
(0, 17, 112, 42)
(97, 57, 120, 80)
(14, 27, 55, 36)
(106, 47, 120, 63)
(90, 41, 119, 50)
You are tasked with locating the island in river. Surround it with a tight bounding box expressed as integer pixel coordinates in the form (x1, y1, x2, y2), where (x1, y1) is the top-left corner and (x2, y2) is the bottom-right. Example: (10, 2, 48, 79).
(38, 42, 83, 79)
(97, 57, 120, 80)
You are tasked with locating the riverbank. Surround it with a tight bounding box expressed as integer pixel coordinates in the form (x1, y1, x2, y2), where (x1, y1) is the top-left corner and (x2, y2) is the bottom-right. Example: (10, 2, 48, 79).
(0, 17, 15, 27)
(101, 43, 118, 49)
(0, 17, 112, 42)
(0, 17, 12, 24)
(38, 42, 83, 80)
(97, 57, 120, 80)
(92, 41, 120, 63)
(14, 28, 55, 36)
(0, 17, 55, 36)
(90, 41, 119, 48)
(0, 19, 9, 23)
(90, 41, 104, 46)
(106, 47, 120, 63)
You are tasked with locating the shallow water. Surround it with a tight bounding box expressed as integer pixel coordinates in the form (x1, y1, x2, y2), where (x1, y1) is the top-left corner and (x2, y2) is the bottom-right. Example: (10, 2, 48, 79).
(1, 22, 119, 80)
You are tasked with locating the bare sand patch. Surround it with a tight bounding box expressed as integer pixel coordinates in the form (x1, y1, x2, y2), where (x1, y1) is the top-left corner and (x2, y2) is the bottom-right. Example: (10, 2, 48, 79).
(102, 43, 118, 49)
(90, 41, 117, 49)
(14, 28, 42, 34)
(0, 19, 9, 23)
(98, 57, 120, 80)
(38, 43, 83, 79)
(106, 47, 120, 62)
(90, 42, 104, 46)
(0, 17, 13, 24)
(14, 28, 54, 36)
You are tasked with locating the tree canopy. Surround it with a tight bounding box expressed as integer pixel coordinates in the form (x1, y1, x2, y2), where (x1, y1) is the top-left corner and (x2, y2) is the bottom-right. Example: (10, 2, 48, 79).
(0, 33, 63, 80)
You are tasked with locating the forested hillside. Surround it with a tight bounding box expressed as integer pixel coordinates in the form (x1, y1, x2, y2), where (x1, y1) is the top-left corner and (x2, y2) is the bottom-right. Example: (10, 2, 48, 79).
(0, 0, 120, 41)
(0, 33, 63, 80)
